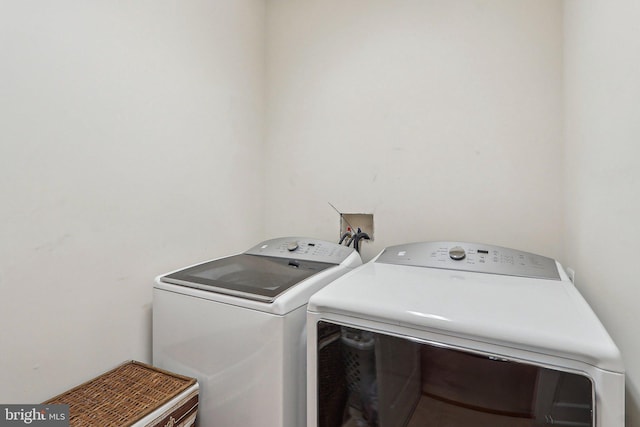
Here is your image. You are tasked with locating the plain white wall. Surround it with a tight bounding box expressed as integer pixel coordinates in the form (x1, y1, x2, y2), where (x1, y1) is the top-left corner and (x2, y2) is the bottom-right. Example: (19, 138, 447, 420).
(564, 1, 640, 425)
(4, 4, 637, 425)
(0, 1, 265, 403)
(264, 0, 564, 261)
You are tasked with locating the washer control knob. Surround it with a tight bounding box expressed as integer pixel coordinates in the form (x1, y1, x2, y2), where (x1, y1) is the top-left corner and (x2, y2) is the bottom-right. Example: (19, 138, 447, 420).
(287, 241, 299, 252)
(449, 246, 466, 261)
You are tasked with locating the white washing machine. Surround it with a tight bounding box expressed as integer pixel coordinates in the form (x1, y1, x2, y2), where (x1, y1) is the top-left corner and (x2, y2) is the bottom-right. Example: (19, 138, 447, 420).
(307, 242, 624, 427)
(153, 237, 362, 427)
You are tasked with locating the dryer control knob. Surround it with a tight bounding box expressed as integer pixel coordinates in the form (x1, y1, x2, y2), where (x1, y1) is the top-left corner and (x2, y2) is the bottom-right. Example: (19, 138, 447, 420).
(449, 246, 466, 260)
(287, 241, 299, 252)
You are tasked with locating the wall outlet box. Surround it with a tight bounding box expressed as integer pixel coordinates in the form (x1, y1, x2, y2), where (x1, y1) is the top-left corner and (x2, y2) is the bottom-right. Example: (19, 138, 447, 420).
(340, 213, 374, 241)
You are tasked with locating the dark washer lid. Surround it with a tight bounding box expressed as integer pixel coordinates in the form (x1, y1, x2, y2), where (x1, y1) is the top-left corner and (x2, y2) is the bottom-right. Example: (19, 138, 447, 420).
(160, 254, 335, 302)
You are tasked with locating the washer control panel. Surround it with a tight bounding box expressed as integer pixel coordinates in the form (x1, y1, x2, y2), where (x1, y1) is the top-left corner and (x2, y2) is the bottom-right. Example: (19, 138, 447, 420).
(376, 241, 561, 280)
(245, 237, 356, 265)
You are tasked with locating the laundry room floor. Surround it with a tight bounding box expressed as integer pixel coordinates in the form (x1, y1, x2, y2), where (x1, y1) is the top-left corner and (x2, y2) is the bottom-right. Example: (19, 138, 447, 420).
(340, 395, 533, 427)
(406, 395, 533, 427)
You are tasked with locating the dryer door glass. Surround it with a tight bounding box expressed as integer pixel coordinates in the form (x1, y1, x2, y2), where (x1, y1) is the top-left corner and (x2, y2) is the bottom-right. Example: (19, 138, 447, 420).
(315, 321, 594, 427)
(161, 254, 334, 302)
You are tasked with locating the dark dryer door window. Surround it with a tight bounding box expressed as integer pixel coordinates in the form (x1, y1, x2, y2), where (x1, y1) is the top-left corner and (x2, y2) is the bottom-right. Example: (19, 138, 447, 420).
(161, 254, 334, 302)
(316, 321, 594, 427)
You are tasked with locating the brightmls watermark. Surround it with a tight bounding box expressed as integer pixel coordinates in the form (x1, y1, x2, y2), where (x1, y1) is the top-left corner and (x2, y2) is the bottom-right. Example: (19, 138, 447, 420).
(0, 405, 68, 426)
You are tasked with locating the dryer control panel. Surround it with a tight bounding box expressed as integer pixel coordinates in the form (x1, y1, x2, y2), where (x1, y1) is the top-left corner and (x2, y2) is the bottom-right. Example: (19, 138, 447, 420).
(376, 241, 561, 280)
(245, 237, 357, 265)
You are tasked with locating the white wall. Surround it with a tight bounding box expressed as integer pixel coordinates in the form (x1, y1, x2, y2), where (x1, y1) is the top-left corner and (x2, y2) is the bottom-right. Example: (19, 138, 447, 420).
(4, 3, 637, 425)
(564, 1, 640, 425)
(265, 0, 564, 261)
(0, 1, 265, 403)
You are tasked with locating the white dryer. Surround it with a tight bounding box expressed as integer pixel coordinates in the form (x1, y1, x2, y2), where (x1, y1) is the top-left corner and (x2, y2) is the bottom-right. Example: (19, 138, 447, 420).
(153, 237, 362, 427)
(307, 242, 624, 427)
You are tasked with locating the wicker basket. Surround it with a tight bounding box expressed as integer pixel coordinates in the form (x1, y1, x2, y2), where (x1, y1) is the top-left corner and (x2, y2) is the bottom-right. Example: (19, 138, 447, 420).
(43, 361, 198, 427)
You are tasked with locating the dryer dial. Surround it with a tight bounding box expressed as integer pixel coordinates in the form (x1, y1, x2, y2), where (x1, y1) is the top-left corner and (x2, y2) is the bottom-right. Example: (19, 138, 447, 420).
(449, 246, 466, 260)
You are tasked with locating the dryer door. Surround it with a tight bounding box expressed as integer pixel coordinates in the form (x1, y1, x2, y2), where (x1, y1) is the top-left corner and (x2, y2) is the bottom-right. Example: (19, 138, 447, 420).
(315, 321, 594, 427)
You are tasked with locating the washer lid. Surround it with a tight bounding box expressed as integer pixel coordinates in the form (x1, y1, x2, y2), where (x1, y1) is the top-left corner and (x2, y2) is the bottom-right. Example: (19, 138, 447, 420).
(160, 254, 334, 303)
